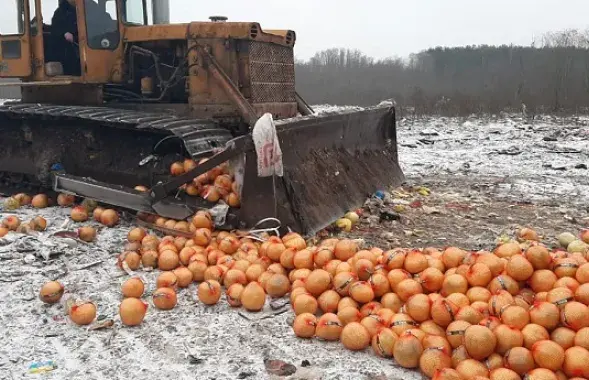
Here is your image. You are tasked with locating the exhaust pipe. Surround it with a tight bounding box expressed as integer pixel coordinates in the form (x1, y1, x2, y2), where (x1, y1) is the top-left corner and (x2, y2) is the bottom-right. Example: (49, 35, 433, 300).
(152, 0, 170, 24)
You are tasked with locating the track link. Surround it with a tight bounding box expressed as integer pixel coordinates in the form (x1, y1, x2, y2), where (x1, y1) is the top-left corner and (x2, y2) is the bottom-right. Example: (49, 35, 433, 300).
(0, 171, 47, 197)
(0, 102, 234, 189)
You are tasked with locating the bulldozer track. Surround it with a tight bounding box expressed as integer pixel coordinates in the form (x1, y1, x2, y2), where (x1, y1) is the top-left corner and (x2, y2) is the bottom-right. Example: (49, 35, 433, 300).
(0, 171, 47, 197)
(0, 102, 234, 157)
(0, 102, 235, 190)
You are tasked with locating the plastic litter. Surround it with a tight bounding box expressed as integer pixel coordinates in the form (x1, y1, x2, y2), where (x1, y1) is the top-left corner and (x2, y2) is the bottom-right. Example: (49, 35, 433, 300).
(28, 360, 57, 373)
(374, 190, 386, 200)
(252, 113, 283, 177)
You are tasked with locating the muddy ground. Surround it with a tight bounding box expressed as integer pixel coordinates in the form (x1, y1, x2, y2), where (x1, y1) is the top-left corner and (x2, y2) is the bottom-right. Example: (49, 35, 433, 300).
(0, 109, 588, 380)
(350, 175, 588, 250)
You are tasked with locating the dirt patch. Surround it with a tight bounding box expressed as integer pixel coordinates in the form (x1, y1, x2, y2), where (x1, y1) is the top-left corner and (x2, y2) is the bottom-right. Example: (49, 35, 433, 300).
(344, 176, 588, 251)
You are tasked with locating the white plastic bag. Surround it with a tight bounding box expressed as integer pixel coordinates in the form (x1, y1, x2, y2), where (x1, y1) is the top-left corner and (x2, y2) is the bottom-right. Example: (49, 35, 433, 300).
(252, 113, 283, 177)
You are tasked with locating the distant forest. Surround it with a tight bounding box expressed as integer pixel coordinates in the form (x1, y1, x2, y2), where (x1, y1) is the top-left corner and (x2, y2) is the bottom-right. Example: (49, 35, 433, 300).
(295, 29, 589, 116)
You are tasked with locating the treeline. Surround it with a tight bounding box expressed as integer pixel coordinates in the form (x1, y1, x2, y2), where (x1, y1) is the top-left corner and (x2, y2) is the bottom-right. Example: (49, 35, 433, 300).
(295, 29, 589, 116)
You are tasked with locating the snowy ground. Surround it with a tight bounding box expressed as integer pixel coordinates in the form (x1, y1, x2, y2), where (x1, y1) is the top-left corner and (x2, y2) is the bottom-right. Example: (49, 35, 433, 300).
(313, 104, 589, 205)
(0, 105, 588, 380)
(395, 112, 589, 205)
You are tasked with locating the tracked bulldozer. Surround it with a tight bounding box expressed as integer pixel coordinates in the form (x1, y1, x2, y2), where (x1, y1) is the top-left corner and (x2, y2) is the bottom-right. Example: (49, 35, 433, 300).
(0, 0, 404, 236)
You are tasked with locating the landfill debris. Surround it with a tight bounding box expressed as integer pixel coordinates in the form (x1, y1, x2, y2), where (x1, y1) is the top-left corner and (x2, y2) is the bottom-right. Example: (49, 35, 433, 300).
(28, 360, 57, 373)
(419, 128, 439, 136)
(379, 211, 401, 222)
(1, 110, 588, 380)
(264, 359, 297, 377)
(88, 319, 114, 331)
(374, 190, 386, 200)
(422, 206, 441, 215)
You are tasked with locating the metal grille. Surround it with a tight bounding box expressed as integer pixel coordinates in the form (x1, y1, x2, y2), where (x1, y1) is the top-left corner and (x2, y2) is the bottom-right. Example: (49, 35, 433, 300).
(249, 41, 296, 103)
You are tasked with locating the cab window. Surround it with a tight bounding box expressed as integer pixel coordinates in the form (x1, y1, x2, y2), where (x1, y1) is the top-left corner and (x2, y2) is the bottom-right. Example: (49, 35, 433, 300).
(1, 0, 26, 35)
(84, 0, 120, 50)
(123, 0, 152, 25)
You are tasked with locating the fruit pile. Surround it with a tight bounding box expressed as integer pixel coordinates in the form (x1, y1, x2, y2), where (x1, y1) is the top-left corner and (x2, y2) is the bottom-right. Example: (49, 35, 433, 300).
(0, 214, 47, 236)
(37, 210, 589, 380)
(135, 158, 241, 208)
(1, 193, 120, 242)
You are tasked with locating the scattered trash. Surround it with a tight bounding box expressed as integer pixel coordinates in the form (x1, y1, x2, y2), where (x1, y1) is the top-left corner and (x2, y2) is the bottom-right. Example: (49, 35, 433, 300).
(393, 205, 406, 213)
(415, 186, 431, 196)
(264, 359, 296, 377)
(445, 203, 473, 211)
(422, 206, 441, 215)
(494, 146, 522, 155)
(88, 319, 114, 331)
(409, 200, 423, 208)
(28, 360, 57, 374)
(419, 128, 439, 136)
(543, 163, 567, 171)
(184, 342, 204, 365)
(380, 232, 397, 242)
(209, 203, 230, 227)
(392, 190, 411, 199)
(373, 190, 386, 200)
(0, 235, 74, 261)
(418, 138, 435, 145)
(270, 298, 289, 310)
(379, 211, 400, 222)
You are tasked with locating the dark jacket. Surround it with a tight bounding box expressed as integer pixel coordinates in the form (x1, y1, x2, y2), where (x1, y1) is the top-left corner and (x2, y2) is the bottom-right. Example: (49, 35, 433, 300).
(50, 1, 80, 75)
(51, 1, 78, 42)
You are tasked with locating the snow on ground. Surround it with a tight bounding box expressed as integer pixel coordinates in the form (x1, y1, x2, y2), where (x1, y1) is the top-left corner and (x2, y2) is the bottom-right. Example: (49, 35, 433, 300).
(0, 105, 588, 379)
(396, 113, 589, 205)
(0, 206, 422, 380)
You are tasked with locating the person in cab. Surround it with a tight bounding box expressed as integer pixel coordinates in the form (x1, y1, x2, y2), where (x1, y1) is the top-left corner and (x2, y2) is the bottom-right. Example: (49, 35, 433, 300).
(51, 0, 81, 75)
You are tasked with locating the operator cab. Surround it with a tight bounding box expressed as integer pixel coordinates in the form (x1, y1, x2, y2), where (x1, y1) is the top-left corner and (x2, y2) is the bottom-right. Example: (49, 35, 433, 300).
(0, 0, 118, 78)
(33, 0, 118, 76)
(0, 0, 166, 80)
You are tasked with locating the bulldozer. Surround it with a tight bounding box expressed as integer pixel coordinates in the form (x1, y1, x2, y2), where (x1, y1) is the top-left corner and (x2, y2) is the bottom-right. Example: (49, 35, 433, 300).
(0, 0, 404, 236)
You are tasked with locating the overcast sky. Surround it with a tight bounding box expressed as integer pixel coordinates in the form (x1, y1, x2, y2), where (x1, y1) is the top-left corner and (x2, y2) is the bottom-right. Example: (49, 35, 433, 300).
(2, 0, 588, 60)
(170, 0, 589, 60)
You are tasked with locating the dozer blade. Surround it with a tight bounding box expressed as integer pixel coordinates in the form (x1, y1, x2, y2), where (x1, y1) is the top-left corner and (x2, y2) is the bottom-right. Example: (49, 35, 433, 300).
(0, 100, 402, 236)
(236, 104, 404, 236)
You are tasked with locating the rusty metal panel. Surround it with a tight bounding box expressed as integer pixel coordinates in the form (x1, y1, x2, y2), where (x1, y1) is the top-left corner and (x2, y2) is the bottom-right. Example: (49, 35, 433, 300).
(239, 105, 404, 235)
(123, 24, 190, 42)
(186, 22, 295, 47)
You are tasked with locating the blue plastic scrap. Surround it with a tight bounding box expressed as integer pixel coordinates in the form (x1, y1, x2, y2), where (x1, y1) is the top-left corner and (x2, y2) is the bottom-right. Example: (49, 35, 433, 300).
(374, 190, 386, 200)
(50, 163, 65, 172)
(28, 360, 57, 373)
